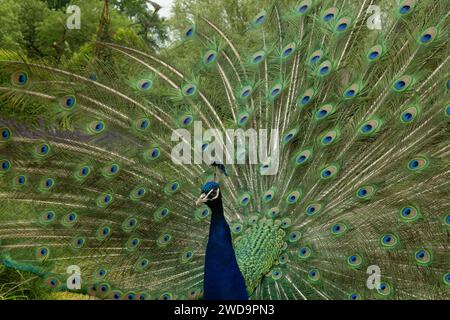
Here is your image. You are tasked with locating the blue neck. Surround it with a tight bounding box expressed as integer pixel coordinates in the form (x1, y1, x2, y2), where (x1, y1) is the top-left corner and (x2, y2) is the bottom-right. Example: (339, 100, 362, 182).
(203, 199, 248, 300)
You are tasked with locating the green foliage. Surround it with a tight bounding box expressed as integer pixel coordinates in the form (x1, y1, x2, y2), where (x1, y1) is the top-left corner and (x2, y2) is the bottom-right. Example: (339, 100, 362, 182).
(0, 0, 25, 53)
(112, 0, 169, 48)
(0, 0, 168, 60)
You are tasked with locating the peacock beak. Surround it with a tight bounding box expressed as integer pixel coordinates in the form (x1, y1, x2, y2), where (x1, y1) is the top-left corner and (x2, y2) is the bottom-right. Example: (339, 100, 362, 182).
(196, 193, 208, 205)
(195, 188, 220, 205)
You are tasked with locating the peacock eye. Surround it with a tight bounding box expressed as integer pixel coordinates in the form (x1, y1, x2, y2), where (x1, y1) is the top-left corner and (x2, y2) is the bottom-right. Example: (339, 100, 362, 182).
(136, 118, 150, 131)
(18, 73, 28, 84)
(138, 79, 152, 91)
(1, 160, 11, 172)
(1, 127, 11, 140)
(207, 189, 218, 200)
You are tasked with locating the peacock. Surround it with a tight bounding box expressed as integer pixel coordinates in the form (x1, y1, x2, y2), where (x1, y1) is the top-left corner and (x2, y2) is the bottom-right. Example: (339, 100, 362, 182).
(0, 0, 449, 300)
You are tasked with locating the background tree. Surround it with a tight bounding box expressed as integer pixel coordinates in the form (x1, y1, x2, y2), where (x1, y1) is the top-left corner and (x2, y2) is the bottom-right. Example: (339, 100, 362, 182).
(111, 0, 168, 48)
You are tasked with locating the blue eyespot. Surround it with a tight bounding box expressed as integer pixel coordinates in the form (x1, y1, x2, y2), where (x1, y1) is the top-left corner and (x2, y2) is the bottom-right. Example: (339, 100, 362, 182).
(45, 178, 54, 188)
(152, 149, 159, 157)
(311, 56, 320, 64)
(185, 28, 194, 37)
(395, 80, 406, 90)
(409, 160, 419, 169)
(182, 116, 193, 126)
(1, 128, 11, 140)
(66, 97, 75, 108)
(345, 89, 355, 97)
(362, 124, 373, 132)
(402, 207, 411, 216)
(18, 73, 28, 84)
(239, 115, 248, 124)
(110, 164, 118, 173)
(402, 112, 413, 122)
(324, 13, 334, 21)
(186, 87, 195, 95)
(400, 5, 411, 14)
(317, 109, 327, 118)
(242, 89, 251, 97)
(415, 250, 425, 259)
(320, 66, 329, 74)
(140, 119, 149, 129)
(141, 81, 151, 90)
(283, 47, 293, 57)
(253, 55, 262, 64)
(337, 23, 348, 31)
(301, 96, 310, 105)
(162, 293, 170, 300)
(420, 34, 432, 43)
(299, 5, 308, 13)
(17, 175, 26, 185)
(297, 155, 306, 164)
(255, 15, 265, 24)
(1, 160, 11, 171)
(369, 51, 379, 60)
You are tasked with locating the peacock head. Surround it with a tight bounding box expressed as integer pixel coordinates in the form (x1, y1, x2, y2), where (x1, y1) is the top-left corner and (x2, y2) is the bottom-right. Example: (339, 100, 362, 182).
(196, 181, 221, 207)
